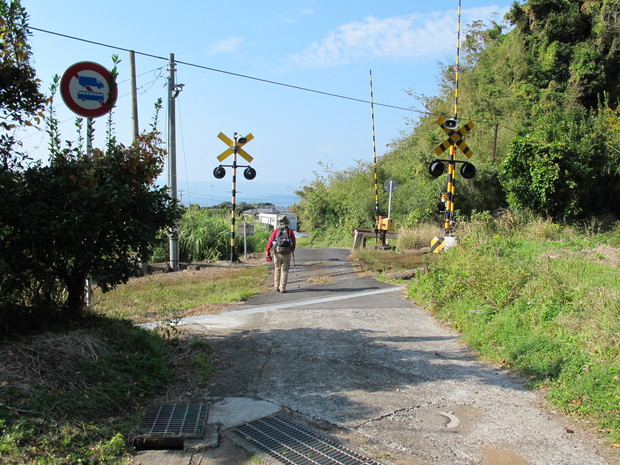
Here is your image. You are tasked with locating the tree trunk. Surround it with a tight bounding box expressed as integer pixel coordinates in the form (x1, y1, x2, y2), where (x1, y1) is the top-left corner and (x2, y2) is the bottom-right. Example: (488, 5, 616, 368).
(65, 272, 86, 318)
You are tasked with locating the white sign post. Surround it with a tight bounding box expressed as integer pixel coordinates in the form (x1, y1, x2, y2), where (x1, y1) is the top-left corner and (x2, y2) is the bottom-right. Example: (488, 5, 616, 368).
(384, 178, 398, 218)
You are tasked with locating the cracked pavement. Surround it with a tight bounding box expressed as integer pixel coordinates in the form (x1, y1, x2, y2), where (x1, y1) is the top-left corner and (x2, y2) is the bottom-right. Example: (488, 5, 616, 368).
(133, 248, 619, 465)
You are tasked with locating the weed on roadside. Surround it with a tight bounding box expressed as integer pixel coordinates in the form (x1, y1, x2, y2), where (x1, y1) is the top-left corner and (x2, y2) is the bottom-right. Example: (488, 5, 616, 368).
(0, 317, 172, 464)
(93, 264, 270, 323)
(407, 217, 620, 443)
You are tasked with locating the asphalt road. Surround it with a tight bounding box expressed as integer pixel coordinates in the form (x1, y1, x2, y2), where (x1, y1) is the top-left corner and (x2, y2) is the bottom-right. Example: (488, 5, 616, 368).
(133, 247, 619, 465)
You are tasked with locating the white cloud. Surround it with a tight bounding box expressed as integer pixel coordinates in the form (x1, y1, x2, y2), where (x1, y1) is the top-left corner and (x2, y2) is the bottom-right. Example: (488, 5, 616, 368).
(205, 37, 245, 55)
(288, 5, 510, 67)
(280, 7, 315, 24)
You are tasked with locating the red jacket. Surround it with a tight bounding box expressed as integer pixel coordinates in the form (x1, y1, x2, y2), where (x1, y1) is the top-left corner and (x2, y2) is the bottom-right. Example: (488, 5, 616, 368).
(266, 227, 296, 254)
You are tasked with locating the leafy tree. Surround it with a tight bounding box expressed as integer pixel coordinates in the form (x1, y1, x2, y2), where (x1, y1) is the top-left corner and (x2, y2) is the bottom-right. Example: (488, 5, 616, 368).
(9, 131, 180, 319)
(504, 106, 620, 220)
(0, 2, 180, 332)
(0, 0, 45, 169)
(506, 0, 620, 108)
(295, 176, 339, 232)
(0, 0, 47, 331)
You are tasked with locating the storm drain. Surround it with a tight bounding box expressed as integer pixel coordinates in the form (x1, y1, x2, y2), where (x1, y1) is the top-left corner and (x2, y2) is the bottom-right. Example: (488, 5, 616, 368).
(231, 415, 383, 465)
(134, 402, 208, 450)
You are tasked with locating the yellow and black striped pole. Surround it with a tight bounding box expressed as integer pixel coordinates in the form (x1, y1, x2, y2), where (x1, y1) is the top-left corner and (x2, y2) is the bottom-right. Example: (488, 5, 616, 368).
(370, 70, 380, 221)
(445, 145, 456, 233)
(454, 0, 461, 121)
(230, 132, 240, 262)
(445, 0, 462, 235)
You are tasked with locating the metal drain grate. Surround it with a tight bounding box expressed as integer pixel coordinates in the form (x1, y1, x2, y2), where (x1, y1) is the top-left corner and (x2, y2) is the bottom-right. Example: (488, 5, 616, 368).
(138, 402, 208, 438)
(231, 415, 382, 465)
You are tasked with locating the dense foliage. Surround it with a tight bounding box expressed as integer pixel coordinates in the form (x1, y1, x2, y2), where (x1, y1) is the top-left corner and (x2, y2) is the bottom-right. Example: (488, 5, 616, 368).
(295, 0, 620, 237)
(0, 1, 180, 333)
(0, 0, 45, 170)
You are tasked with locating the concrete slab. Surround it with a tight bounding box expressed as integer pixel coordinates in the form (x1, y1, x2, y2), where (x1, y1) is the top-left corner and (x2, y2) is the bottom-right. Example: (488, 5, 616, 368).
(208, 397, 281, 429)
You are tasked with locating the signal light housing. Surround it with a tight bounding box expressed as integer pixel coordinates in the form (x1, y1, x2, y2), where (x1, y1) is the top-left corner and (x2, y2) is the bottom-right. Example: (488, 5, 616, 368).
(460, 162, 476, 179)
(243, 166, 256, 180)
(213, 165, 226, 179)
(428, 160, 445, 178)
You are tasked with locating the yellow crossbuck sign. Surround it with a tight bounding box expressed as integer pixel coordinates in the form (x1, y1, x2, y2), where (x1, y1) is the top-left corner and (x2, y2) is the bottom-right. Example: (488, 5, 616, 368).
(217, 132, 254, 163)
(434, 117, 474, 158)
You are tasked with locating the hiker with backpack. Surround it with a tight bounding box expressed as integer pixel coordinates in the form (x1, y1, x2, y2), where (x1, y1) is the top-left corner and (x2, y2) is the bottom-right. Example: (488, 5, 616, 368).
(265, 215, 296, 293)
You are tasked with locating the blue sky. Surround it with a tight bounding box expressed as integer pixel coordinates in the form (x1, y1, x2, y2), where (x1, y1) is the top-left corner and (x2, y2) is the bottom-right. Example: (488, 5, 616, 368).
(21, 1, 512, 206)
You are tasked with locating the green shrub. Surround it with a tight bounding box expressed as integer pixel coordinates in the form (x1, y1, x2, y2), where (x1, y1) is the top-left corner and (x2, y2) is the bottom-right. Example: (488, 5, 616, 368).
(409, 214, 620, 442)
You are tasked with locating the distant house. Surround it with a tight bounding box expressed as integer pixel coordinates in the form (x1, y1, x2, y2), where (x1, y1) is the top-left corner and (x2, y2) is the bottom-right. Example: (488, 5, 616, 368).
(244, 207, 280, 216)
(257, 212, 298, 231)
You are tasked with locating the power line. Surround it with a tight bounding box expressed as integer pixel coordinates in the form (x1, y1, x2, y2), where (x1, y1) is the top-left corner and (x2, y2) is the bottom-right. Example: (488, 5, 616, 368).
(29, 26, 515, 130)
(29, 26, 429, 116)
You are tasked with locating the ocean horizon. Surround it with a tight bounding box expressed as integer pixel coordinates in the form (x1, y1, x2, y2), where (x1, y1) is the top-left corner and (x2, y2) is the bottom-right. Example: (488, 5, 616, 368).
(172, 180, 301, 209)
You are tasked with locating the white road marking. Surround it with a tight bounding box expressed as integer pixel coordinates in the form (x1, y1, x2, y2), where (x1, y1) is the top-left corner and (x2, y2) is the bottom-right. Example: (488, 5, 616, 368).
(141, 287, 402, 329)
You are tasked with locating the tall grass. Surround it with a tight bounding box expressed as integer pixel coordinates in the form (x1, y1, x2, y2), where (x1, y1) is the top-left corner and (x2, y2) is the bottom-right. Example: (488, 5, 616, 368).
(179, 208, 231, 261)
(408, 213, 620, 442)
(152, 207, 274, 262)
(396, 223, 439, 250)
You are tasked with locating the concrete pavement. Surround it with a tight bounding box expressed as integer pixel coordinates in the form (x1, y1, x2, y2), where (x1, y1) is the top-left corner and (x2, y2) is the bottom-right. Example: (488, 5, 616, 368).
(132, 248, 619, 465)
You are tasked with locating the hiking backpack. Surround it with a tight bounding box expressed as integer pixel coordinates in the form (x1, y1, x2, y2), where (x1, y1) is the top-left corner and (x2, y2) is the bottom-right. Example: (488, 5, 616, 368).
(274, 227, 292, 254)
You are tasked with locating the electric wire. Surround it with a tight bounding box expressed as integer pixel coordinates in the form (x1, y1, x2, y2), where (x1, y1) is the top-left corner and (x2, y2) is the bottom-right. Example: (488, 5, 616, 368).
(176, 92, 193, 208)
(28, 26, 433, 117)
(28, 26, 516, 132)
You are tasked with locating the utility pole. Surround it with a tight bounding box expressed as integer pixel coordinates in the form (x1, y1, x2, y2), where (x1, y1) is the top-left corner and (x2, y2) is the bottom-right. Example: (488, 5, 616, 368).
(129, 50, 139, 140)
(168, 53, 179, 271)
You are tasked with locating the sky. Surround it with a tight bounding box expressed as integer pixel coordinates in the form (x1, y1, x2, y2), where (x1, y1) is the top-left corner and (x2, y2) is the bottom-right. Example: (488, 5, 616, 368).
(19, 0, 512, 207)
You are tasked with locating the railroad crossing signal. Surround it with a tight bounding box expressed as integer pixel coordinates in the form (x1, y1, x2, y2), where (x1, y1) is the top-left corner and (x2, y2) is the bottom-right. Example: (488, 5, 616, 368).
(213, 131, 257, 262)
(217, 132, 254, 163)
(434, 117, 474, 158)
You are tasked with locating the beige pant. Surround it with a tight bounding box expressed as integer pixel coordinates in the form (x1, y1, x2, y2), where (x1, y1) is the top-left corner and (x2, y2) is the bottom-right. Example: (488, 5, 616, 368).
(273, 252, 292, 291)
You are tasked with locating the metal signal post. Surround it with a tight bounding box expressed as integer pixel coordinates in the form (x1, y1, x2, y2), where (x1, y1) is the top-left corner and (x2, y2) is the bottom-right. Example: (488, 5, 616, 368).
(370, 70, 380, 220)
(369, 70, 395, 248)
(449, 0, 462, 235)
(428, 0, 476, 250)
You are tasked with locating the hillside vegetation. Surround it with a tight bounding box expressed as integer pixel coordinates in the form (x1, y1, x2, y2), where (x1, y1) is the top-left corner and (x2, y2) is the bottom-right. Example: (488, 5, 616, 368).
(422, 213, 619, 441)
(293, 0, 620, 233)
